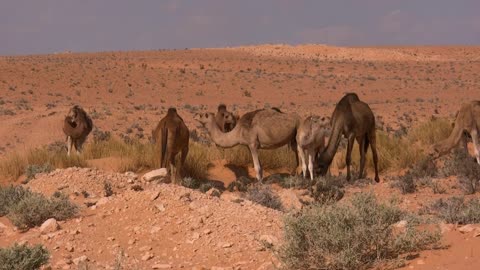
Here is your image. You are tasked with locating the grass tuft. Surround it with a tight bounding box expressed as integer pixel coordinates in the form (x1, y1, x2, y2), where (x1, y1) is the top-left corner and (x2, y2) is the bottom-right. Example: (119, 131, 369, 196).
(0, 244, 49, 270)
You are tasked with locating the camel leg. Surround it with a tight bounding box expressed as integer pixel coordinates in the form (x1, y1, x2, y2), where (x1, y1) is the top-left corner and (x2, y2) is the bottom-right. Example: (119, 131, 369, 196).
(307, 148, 316, 181)
(179, 146, 189, 180)
(346, 134, 355, 181)
(369, 132, 380, 183)
(297, 145, 307, 179)
(170, 154, 177, 184)
(471, 129, 480, 165)
(66, 136, 73, 156)
(358, 136, 366, 179)
(291, 140, 300, 176)
(249, 145, 263, 182)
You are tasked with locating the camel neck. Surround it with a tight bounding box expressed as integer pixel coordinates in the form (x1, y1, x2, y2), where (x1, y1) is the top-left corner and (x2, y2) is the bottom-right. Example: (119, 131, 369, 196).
(321, 120, 343, 165)
(207, 120, 240, 148)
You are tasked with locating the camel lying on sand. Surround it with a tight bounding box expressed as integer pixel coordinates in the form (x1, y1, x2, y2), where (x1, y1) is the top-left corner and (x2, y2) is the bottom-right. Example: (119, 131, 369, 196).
(215, 104, 238, 132)
(296, 115, 331, 180)
(195, 108, 300, 181)
(317, 93, 380, 182)
(62, 105, 93, 156)
(152, 108, 190, 184)
(434, 101, 480, 164)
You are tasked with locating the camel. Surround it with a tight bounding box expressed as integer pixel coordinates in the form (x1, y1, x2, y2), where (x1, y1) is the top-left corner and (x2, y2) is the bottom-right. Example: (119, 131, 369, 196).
(152, 108, 190, 184)
(434, 101, 480, 164)
(296, 115, 331, 180)
(62, 105, 93, 156)
(195, 108, 300, 181)
(317, 93, 380, 182)
(215, 104, 238, 132)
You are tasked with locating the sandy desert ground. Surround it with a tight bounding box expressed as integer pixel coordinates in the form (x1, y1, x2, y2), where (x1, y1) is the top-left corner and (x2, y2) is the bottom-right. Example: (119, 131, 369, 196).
(1, 44, 480, 269)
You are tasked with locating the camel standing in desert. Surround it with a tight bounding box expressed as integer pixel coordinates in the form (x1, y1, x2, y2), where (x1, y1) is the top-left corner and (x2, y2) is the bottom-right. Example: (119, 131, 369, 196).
(215, 104, 238, 132)
(317, 93, 380, 182)
(62, 105, 93, 156)
(296, 115, 331, 180)
(152, 108, 189, 184)
(434, 101, 480, 164)
(195, 108, 300, 181)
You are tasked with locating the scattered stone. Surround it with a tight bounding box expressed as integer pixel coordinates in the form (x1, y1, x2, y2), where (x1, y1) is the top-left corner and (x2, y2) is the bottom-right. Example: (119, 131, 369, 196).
(65, 243, 74, 252)
(459, 224, 477, 233)
(141, 252, 154, 261)
(152, 264, 172, 269)
(221, 242, 233, 248)
(96, 197, 110, 206)
(72, 255, 88, 265)
(155, 203, 166, 212)
(150, 190, 161, 201)
(206, 188, 221, 197)
(259, 235, 278, 247)
(40, 218, 60, 234)
(417, 259, 425, 265)
(143, 168, 168, 182)
(393, 220, 408, 229)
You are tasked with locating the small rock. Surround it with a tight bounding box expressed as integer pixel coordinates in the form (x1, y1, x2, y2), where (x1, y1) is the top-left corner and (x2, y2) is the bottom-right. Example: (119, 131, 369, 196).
(221, 242, 233, 248)
(459, 224, 477, 233)
(155, 204, 166, 212)
(259, 235, 278, 247)
(139, 246, 152, 252)
(417, 259, 425, 265)
(40, 218, 60, 234)
(72, 255, 88, 265)
(203, 229, 212, 235)
(393, 220, 407, 229)
(96, 197, 110, 206)
(151, 264, 172, 269)
(206, 188, 221, 197)
(141, 252, 154, 261)
(65, 243, 74, 252)
(150, 191, 161, 201)
(142, 168, 168, 182)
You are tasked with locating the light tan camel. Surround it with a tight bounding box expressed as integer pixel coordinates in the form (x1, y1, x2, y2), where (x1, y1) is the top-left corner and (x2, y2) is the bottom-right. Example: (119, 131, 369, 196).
(296, 115, 331, 180)
(434, 101, 480, 164)
(317, 93, 380, 182)
(215, 104, 238, 132)
(152, 108, 190, 184)
(195, 108, 300, 181)
(62, 105, 93, 156)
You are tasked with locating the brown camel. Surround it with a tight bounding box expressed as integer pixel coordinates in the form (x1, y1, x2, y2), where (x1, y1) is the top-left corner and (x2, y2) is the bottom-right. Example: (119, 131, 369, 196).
(434, 101, 480, 164)
(317, 93, 380, 182)
(195, 108, 300, 181)
(215, 104, 238, 132)
(152, 108, 190, 184)
(296, 115, 331, 180)
(62, 105, 93, 156)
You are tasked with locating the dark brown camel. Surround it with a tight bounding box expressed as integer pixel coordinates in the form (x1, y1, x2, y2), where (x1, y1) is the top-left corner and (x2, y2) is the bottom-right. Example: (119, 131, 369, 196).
(62, 105, 93, 156)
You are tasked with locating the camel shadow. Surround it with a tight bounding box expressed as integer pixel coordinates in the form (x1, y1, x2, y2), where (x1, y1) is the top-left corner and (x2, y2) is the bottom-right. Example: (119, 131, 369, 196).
(224, 164, 250, 179)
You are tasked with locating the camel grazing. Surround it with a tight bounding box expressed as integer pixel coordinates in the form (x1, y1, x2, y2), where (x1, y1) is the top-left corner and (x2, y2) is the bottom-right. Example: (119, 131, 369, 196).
(62, 105, 93, 156)
(195, 108, 300, 181)
(215, 104, 238, 132)
(152, 108, 190, 184)
(317, 93, 380, 182)
(296, 115, 331, 180)
(434, 101, 480, 164)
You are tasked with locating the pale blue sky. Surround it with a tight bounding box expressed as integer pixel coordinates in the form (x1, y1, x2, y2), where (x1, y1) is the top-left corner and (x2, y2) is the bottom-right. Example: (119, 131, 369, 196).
(1, 0, 479, 55)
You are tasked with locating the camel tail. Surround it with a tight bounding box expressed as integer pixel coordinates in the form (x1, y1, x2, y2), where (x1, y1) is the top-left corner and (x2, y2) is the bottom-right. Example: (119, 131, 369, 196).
(364, 136, 370, 153)
(160, 124, 168, 168)
(435, 115, 464, 154)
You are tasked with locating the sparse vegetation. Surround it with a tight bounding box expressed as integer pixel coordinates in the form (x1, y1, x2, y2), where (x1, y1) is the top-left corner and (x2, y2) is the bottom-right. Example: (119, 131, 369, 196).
(245, 184, 283, 211)
(421, 197, 480, 224)
(442, 148, 480, 194)
(0, 244, 49, 270)
(0, 186, 78, 230)
(281, 193, 440, 270)
(24, 163, 53, 183)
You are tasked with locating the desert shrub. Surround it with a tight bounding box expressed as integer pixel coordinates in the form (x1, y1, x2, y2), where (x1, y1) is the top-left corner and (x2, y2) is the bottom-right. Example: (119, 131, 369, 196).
(0, 185, 32, 216)
(2, 186, 78, 230)
(392, 173, 416, 194)
(227, 176, 254, 192)
(421, 197, 480, 224)
(312, 176, 345, 204)
(24, 163, 53, 183)
(407, 118, 452, 145)
(181, 177, 201, 189)
(199, 182, 214, 193)
(281, 193, 440, 270)
(0, 153, 27, 181)
(245, 184, 283, 211)
(442, 148, 480, 194)
(0, 244, 49, 270)
(222, 145, 296, 170)
(278, 175, 310, 189)
(336, 131, 424, 173)
(103, 181, 113, 197)
(182, 142, 219, 180)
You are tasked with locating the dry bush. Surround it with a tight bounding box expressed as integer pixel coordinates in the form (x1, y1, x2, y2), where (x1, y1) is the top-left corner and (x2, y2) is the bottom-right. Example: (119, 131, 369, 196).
(245, 184, 283, 211)
(0, 244, 49, 270)
(421, 197, 480, 224)
(442, 148, 480, 194)
(336, 131, 424, 173)
(0, 153, 25, 181)
(182, 142, 219, 180)
(222, 145, 296, 170)
(407, 117, 452, 145)
(281, 193, 440, 270)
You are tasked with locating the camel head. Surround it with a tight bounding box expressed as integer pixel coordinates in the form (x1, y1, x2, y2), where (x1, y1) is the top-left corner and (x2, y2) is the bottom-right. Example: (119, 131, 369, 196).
(316, 149, 331, 176)
(66, 105, 84, 120)
(194, 112, 216, 127)
(215, 104, 237, 132)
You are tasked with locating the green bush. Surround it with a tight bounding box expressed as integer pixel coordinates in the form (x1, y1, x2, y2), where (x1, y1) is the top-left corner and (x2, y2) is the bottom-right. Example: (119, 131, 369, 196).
(24, 163, 53, 183)
(281, 193, 440, 270)
(0, 186, 78, 230)
(0, 244, 49, 270)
